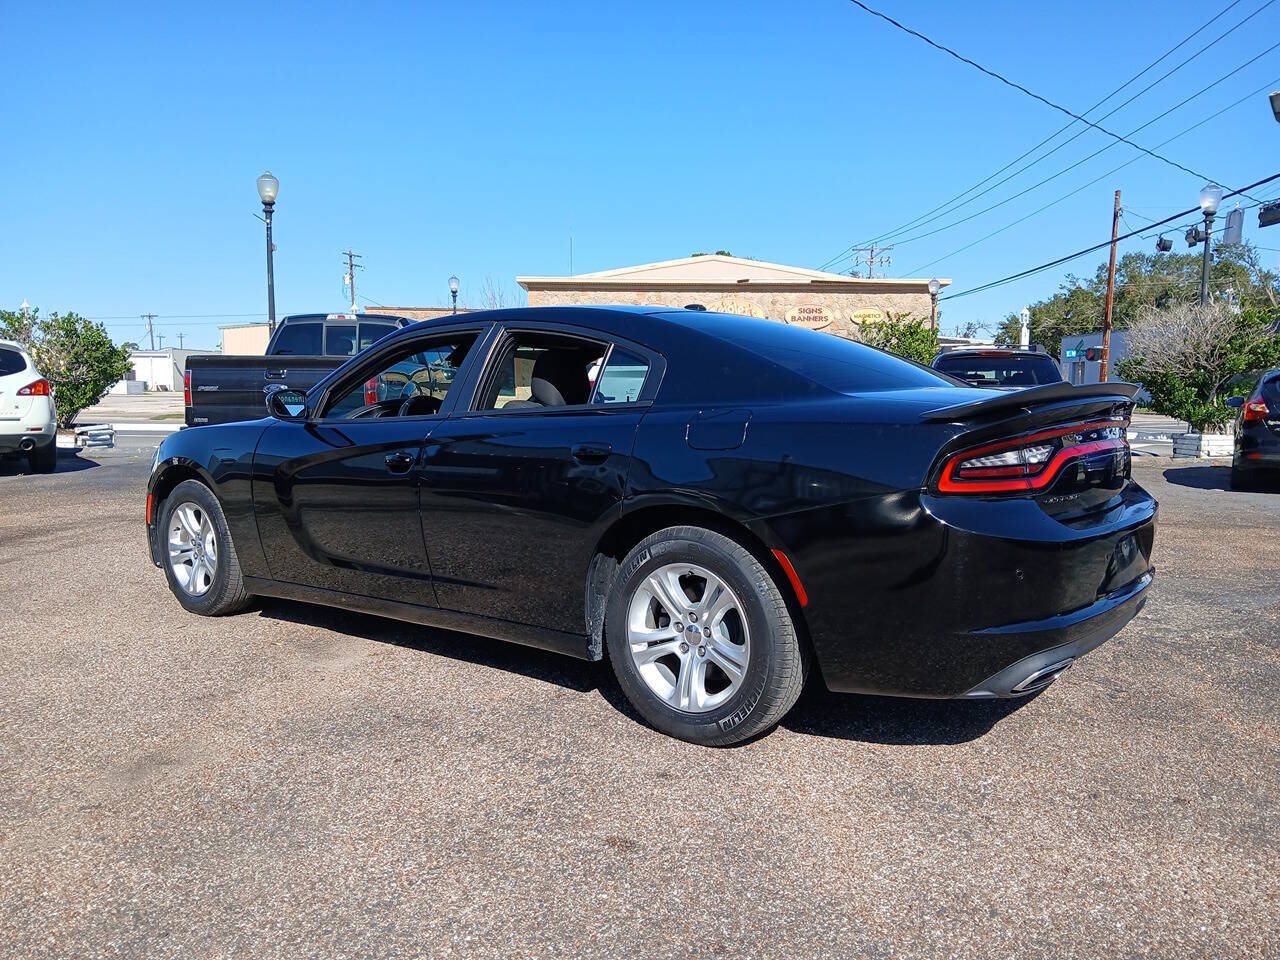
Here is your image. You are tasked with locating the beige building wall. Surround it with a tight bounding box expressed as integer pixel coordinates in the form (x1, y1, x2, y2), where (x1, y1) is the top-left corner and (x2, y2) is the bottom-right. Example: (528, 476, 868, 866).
(518, 255, 947, 340)
(220, 324, 271, 355)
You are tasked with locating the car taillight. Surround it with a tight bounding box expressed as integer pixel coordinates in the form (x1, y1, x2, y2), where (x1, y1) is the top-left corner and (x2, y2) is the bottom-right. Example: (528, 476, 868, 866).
(16, 378, 51, 396)
(937, 420, 1128, 494)
(1242, 399, 1270, 422)
(184, 370, 192, 407)
(364, 377, 378, 405)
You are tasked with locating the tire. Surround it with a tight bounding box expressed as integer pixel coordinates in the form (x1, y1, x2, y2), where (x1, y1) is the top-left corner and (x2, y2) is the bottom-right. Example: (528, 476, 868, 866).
(28, 440, 56, 474)
(158, 479, 253, 616)
(605, 526, 808, 746)
(1230, 465, 1253, 491)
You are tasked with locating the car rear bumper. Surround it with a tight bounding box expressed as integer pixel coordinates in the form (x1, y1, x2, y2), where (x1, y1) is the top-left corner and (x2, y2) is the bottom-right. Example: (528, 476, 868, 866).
(0, 429, 55, 453)
(959, 568, 1152, 698)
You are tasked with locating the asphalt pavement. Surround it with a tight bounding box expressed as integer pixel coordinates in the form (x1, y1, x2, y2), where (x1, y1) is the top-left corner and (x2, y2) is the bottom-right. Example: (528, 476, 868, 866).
(1, 444, 1277, 959)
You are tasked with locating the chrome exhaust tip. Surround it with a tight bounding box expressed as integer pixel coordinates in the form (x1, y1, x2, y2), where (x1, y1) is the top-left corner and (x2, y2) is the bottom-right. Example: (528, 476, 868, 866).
(1011, 658, 1074, 694)
(18, 438, 35, 452)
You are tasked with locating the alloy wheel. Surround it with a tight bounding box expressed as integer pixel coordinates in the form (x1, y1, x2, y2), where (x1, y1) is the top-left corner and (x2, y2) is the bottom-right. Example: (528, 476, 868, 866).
(626, 562, 750, 713)
(168, 501, 218, 597)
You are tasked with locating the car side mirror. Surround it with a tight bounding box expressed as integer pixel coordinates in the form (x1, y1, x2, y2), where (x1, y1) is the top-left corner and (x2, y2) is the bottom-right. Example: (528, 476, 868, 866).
(267, 388, 308, 420)
(1225, 396, 1244, 409)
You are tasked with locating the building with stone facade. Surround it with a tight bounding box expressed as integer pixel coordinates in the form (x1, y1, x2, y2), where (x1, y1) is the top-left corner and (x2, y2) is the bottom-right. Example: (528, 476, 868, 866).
(517, 254, 949, 338)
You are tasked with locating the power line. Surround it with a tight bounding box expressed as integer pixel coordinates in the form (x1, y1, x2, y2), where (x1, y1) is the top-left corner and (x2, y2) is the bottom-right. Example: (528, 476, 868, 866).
(938, 171, 1280, 301)
(843, 1, 1253, 189)
(823, 0, 1268, 266)
(884, 39, 1280, 254)
(905, 76, 1280, 275)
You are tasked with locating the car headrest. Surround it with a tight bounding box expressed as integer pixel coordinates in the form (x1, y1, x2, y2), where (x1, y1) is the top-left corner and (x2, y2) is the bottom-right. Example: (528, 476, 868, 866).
(529, 350, 591, 406)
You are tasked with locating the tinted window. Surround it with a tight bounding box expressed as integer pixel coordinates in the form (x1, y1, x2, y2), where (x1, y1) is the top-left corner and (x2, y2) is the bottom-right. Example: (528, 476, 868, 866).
(325, 334, 477, 418)
(678, 314, 953, 393)
(271, 322, 322, 355)
(592, 348, 648, 404)
(934, 353, 1062, 387)
(0, 347, 26, 376)
(325, 324, 358, 357)
(358, 322, 396, 351)
(478, 333, 606, 410)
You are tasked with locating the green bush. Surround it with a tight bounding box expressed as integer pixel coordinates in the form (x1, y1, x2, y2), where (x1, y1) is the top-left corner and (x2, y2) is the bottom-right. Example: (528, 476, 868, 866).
(857, 312, 939, 366)
(0, 308, 132, 428)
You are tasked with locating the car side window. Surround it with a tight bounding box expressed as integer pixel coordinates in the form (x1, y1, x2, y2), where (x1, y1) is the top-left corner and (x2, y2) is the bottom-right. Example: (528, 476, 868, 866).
(325, 324, 358, 357)
(476, 333, 606, 411)
(271, 322, 322, 355)
(0, 347, 27, 375)
(323, 334, 478, 419)
(591, 348, 649, 404)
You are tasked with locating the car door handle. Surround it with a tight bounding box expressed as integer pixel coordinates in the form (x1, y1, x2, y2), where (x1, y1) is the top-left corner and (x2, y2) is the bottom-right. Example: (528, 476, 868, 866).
(385, 451, 416, 473)
(571, 442, 612, 463)
(265, 368, 287, 380)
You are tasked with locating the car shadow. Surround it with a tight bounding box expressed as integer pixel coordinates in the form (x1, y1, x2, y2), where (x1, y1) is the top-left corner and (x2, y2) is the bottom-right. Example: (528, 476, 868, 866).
(255, 597, 1029, 746)
(1162, 464, 1279, 491)
(781, 681, 1038, 745)
(0, 447, 99, 476)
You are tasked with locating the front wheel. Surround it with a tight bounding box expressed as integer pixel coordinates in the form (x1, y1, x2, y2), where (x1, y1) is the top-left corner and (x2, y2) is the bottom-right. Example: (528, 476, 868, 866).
(605, 526, 808, 746)
(158, 479, 252, 616)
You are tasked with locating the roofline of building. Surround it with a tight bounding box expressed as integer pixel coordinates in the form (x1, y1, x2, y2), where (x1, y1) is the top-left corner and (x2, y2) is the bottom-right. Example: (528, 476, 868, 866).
(516, 277, 951, 292)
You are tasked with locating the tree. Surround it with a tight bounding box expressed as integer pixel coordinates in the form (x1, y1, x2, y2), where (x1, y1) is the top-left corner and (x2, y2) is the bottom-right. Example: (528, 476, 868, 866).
(1116, 302, 1280, 433)
(0, 308, 133, 428)
(993, 241, 1280, 358)
(856, 312, 939, 365)
(472, 276, 525, 311)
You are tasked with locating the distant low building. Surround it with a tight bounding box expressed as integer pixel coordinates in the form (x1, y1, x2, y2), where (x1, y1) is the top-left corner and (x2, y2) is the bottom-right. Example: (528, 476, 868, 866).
(220, 322, 271, 355)
(110, 347, 216, 394)
(518, 254, 948, 337)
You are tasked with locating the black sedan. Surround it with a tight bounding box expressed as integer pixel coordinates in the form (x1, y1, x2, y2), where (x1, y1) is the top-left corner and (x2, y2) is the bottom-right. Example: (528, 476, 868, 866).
(144, 307, 1157, 745)
(1228, 369, 1280, 490)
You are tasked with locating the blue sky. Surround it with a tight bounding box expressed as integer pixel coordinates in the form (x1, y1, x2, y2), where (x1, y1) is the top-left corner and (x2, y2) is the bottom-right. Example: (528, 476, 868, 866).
(4, 0, 1279, 349)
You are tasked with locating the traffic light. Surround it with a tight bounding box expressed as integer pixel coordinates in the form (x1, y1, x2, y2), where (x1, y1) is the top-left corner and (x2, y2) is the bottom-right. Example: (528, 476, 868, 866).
(1260, 200, 1280, 229)
(1085, 347, 1100, 362)
(1156, 235, 1172, 252)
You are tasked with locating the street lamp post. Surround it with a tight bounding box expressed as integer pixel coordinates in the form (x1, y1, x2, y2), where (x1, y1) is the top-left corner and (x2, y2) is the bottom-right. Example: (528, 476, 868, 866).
(927, 278, 940, 331)
(256, 171, 280, 332)
(1198, 183, 1223, 305)
(449, 275, 460, 314)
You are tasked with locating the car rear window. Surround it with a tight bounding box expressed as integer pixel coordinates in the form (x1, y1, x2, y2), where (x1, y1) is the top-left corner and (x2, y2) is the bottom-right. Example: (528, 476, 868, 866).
(358, 322, 396, 351)
(325, 324, 358, 357)
(0, 347, 27, 376)
(934, 353, 1062, 387)
(271, 322, 322, 355)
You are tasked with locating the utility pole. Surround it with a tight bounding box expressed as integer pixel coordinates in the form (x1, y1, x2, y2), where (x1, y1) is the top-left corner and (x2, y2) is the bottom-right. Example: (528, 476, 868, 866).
(177, 332, 185, 349)
(157, 333, 165, 349)
(343, 249, 363, 313)
(142, 313, 157, 350)
(850, 244, 893, 279)
(1100, 189, 1121, 383)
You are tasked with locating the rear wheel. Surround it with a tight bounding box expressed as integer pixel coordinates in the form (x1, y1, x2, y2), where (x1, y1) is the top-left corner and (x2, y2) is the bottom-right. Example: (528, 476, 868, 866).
(1230, 465, 1254, 491)
(28, 440, 56, 474)
(159, 479, 252, 616)
(605, 526, 807, 746)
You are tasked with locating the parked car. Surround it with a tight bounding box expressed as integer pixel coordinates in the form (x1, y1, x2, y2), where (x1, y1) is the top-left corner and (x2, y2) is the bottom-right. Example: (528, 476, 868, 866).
(933, 347, 1064, 389)
(184, 313, 412, 427)
(144, 307, 1157, 745)
(1227, 369, 1280, 489)
(0, 338, 57, 473)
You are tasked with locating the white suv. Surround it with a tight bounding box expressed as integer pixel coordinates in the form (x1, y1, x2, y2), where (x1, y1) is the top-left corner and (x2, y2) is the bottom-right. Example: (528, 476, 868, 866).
(0, 339, 58, 473)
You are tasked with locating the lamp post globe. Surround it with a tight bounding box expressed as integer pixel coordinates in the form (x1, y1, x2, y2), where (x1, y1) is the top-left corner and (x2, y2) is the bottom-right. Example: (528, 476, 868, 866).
(256, 170, 280, 205)
(257, 171, 280, 332)
(449, 275, 460, 314)
(1199, 183, 1223, 217)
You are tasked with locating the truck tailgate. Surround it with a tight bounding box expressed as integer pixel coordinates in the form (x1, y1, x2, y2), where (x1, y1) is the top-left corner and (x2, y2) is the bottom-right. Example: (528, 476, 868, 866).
(185, 355, 340, 426)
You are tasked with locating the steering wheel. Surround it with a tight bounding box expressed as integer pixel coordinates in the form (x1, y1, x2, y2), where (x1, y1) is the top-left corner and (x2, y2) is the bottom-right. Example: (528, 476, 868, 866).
(397, 394, 442, 417)
(345, 402, 389, 420)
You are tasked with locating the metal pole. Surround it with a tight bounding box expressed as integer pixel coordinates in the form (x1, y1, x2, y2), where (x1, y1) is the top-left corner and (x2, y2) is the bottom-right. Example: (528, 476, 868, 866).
(929, 292, 938, 331)
(264, 201, 277, 332)
(1199, 212, 1214, 305)
(451, 289, 458, 315)
(1100, 190, 1120, 383)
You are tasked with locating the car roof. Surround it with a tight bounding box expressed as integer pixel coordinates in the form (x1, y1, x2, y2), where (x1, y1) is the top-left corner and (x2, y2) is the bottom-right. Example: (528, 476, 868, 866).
(0, 338, 29, 352)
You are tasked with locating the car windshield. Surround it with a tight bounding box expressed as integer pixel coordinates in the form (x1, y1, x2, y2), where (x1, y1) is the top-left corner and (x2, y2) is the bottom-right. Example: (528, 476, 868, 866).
(934, 353, 1062, 387)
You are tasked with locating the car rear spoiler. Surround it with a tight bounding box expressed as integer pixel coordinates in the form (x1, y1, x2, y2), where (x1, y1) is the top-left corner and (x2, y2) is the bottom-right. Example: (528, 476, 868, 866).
(920, 382, 1140, 423)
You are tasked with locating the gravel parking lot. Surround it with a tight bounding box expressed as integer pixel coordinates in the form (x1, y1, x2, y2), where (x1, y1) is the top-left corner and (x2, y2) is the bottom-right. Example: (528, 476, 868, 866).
(1, 443, 1277, 959)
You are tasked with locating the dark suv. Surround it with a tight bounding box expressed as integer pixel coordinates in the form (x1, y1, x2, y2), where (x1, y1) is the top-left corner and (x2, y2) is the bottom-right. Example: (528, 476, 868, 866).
(1227, 369, 1280, 489)
(933, 348, 1064, 390)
